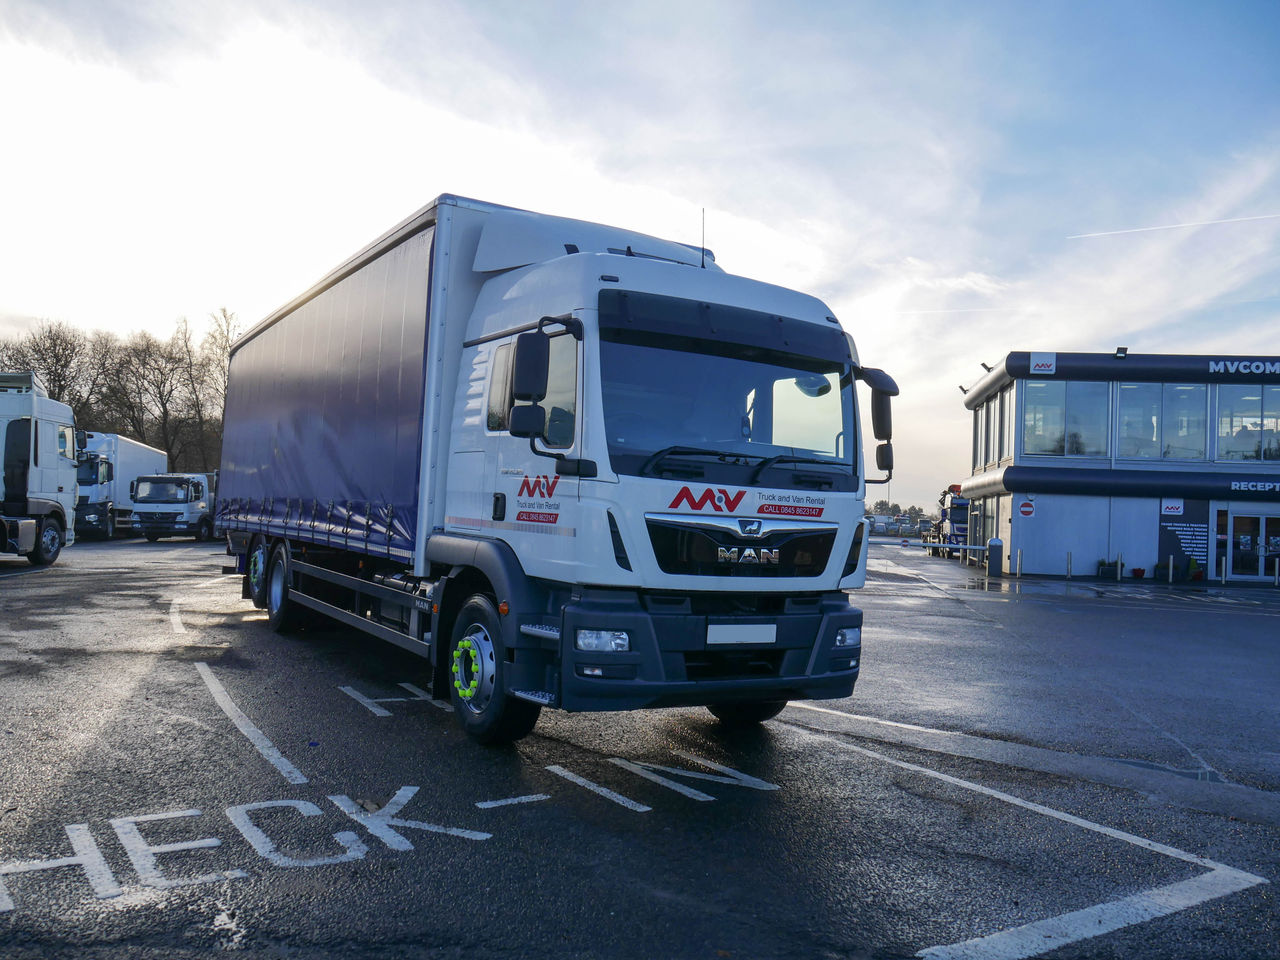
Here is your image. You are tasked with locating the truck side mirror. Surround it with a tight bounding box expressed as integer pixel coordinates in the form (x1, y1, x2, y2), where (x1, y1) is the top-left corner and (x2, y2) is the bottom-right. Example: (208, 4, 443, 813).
(75, 429, 86, 450)
(130, 481, 136, 498)
(871, 390, 893, 441)
(512, 331, 550, 402)
(509, 403, 546, 439)
(875, 442, 894, 472)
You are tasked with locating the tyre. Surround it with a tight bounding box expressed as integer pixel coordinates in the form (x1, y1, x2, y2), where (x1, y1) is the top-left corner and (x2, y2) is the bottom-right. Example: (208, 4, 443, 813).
(265, 542, 300, 633)
(28, 517, 63, 566)
(448, 595, 540, 744)
(194, 518, 214, 542)
(245, 536, 270, 609)
(145, 532, 162, 542)
(707, 700, 788, 726)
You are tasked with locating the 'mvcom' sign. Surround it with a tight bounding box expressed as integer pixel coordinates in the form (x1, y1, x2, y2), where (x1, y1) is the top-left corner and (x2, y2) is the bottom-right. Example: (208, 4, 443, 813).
(668, 487, 747, 512)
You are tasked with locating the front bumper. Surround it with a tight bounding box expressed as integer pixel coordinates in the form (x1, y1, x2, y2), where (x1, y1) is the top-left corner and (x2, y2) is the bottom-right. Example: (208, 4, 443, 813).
(513, 588, 862, 712)
(133, 516, 192, 536)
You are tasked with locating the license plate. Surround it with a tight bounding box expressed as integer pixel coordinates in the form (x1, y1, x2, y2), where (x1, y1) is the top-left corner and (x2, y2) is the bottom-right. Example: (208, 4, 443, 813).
(707, 624, 776, 645)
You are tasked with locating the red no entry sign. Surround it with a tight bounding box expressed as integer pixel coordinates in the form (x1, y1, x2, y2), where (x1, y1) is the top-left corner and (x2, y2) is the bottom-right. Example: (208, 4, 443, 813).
(1019, 500, 1035, 518)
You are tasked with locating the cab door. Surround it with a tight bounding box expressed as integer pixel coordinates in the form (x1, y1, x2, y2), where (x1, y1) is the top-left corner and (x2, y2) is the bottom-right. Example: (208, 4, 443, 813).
(494, 327, 583, 580)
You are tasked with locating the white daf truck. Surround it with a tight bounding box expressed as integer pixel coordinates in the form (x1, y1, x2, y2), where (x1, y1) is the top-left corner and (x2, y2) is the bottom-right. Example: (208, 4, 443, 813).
(131, 473, 216, 541)
(218, 195, 897, 743)
(1, 371, 79, 565)
(75, 432, 168, 539)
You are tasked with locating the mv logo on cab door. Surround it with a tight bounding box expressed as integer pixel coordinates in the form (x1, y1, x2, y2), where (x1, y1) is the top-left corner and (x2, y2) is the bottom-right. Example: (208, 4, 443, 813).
(668, 487, 747, 513)
(519, 475, 560, 498)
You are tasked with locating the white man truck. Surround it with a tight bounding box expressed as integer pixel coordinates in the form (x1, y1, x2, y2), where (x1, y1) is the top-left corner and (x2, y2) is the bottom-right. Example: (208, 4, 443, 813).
(75, 433, 168, 539)
(132, 473, 216, 541)
(218, 195, 898, 743)
(1, 371, 79, 565)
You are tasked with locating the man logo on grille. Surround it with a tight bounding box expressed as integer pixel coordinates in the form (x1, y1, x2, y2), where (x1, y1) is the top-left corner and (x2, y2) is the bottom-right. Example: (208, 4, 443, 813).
(739, 519, 763, 537)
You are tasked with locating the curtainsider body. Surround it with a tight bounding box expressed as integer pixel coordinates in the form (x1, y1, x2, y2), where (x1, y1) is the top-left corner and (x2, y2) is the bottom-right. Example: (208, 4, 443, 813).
(218, 195, 897, 742)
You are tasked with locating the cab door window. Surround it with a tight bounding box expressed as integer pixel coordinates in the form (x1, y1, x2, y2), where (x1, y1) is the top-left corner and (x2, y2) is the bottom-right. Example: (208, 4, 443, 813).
(542, 333, 577, 449)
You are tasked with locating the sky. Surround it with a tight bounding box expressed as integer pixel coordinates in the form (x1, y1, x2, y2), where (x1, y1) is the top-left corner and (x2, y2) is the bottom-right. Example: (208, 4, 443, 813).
(1, 0, 1279, 509)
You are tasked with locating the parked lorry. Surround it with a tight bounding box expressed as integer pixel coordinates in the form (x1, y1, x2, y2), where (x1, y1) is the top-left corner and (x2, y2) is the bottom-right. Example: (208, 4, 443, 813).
(925, 485, 970, 558)
(1, 371, 78, 565)
(131, 473, 216, 541)
(217, 194, 898, 743)
(75, 433, 168, 539)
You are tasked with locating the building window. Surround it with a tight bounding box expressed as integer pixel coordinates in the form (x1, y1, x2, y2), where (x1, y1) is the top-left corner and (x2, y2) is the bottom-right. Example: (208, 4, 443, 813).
(1217, 384, 1264, 460)
(972, 409, 981, 472)
(1117, 383, 1161, 458)
(1065, 382, 1109, 455)
(1003, 385, 1016, 459)
(984, 399, 996, 465)
(1023, 380, 1110, 457)
(1162, 384, 1207, 459)
(1264, 385, 1280, 461)
(1023, 380, 1065, 455)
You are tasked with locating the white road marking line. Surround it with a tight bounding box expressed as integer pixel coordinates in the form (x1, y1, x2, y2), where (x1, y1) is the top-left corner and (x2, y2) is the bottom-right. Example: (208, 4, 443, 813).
(109, 809, 247, 889)
(338, 687, 396, 717)
(397, 683, 453, 710)
(169, 599, 187, 634)
(194, 576, 234, 588)
(195, 662, 308, 785)
(790, 727, 1267, 959)
(545, 765, 651, 812)
(609, 759, 716, 801)
(329, 788, 491, 846)
(919, 867, 1263, 960)
(0, 569, 49, 580)
(0, 824, 122, 911)
(475, 794, 551, 809)
(792, 702, 960, 735)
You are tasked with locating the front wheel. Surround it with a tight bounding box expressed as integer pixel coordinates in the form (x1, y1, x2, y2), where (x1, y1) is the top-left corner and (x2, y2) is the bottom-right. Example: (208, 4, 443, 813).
(707, 700, 788, 726)
(194, 519, 213, 542)
(28, 518, 63, 566)
(145, 532, 162, 542)
(449, 595, 540, 744)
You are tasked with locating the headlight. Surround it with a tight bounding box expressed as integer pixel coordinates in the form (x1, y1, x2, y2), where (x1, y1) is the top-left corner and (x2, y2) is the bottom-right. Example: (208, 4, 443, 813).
(575, 629, 631, 652)
(835, 627, 861, 648)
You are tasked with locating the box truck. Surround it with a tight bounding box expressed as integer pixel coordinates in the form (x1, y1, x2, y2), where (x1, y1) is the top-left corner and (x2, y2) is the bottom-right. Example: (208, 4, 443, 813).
(218, 195, 897, 743)
(75, 432, 168, 538)
(1, 371, 79, 565)
(131, 472, 216, 541)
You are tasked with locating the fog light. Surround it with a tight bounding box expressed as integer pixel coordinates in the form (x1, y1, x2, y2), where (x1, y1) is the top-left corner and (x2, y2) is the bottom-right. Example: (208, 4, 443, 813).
(84, 514, 98, 522)
(835, 627, 861, 648)
(576, 629, 630, 652)
(582, 666, 604, 677)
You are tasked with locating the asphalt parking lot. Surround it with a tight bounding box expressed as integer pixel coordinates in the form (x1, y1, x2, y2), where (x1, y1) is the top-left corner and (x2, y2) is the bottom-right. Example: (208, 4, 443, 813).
(1, 538, 1276, 959)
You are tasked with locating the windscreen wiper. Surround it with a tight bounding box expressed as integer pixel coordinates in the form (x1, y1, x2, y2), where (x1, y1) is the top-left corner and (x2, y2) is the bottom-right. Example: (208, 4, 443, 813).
(749, 455, 844, 485)
(639, 446, 762, 477)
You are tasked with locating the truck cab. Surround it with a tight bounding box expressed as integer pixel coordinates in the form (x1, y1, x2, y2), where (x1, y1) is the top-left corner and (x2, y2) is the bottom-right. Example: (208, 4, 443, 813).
(1, 371, 78, 565)
(75, 433, 169, 539)
(131, 473, 215, 541)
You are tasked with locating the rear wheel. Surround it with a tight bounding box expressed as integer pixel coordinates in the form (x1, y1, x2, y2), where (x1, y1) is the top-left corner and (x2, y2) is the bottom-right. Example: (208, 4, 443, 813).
(246, 537, 270, 608)
(266, 543, 301, 633)
(28, 518, 63, 566)
(707, 700, 788, 726)
(449, 595, 540, 744)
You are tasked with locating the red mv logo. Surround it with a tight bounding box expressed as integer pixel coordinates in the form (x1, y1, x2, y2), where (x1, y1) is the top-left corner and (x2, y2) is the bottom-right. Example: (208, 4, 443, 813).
(518, 475, 560, 498)
(668, 487, 747, 512)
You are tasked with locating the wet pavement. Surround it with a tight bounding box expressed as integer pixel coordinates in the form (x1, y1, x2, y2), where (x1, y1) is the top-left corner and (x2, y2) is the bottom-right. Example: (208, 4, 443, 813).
(0, 538, 1275, 958)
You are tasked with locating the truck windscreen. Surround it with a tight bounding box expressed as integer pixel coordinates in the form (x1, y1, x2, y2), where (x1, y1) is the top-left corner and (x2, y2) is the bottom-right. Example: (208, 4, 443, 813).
(598, 291, 855, 489)
(77, 461, 100, 485)
(135, 480, 189, 502)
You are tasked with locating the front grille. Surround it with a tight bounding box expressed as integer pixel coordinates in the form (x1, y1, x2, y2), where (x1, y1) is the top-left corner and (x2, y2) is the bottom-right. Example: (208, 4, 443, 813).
(646, 521, 834, 577)
(138, 512, 180, 523)
(684, 650, 784, 680)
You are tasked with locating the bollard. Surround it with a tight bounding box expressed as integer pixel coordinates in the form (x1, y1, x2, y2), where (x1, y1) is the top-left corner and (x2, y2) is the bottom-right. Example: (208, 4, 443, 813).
(1117, 552, 1123, 582)
(1168, 555, 1174, 584)
(986, 538, 1004, 578)
(1016, 549, 1023, 578)
(1066, 552, 1072, 580)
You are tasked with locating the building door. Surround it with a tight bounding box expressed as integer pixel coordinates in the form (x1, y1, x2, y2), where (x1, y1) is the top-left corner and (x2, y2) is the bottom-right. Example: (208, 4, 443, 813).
(1226, 514, 1280, 580)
